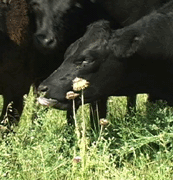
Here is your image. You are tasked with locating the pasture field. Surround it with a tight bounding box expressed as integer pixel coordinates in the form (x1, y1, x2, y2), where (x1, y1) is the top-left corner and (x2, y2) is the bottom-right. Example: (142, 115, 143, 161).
(1, 88, 173, 179)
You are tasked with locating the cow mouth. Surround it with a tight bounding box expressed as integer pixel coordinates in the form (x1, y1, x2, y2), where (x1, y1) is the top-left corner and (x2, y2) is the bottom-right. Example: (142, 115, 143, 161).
(37, 97, 72, 110)
(37, 91, 99, 110)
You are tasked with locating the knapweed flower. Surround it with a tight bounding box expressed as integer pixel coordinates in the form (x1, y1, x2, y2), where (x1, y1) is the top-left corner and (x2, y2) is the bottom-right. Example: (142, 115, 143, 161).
(73, 156, 82, 163)
(66, 91, 79, 100)
(72, 77, 90, 91)
(99, 118, 109, 126)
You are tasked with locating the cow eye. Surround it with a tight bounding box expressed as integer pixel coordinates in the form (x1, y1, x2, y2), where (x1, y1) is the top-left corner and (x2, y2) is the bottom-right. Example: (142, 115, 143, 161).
(82, 57, 94, 65)
(74, 57, 94, 66)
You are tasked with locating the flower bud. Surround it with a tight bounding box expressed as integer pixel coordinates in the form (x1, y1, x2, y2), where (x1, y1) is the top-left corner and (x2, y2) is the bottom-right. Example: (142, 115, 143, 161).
(73, 156, 82, 163)
(66, 91, 79, 100)
(99, 118, 109, 126)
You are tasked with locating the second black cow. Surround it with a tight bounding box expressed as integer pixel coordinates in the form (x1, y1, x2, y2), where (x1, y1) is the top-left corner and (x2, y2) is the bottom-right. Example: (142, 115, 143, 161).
(38, 1, 173, 120)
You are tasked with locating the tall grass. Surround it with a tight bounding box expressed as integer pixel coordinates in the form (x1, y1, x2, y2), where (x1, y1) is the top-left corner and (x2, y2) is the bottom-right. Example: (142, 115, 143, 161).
(0, 88, 173, 179)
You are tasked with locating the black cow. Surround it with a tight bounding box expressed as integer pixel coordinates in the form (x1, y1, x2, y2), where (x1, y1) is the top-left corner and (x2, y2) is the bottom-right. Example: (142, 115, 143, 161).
(27, 0, 170, 127)
(0, 1, 32, 128)
(38, 0, 173, 117)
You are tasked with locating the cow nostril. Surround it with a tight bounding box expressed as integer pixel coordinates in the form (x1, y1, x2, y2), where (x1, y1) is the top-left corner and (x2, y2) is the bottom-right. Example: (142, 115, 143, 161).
(38, 85, 49, 93)
(46, 37, 56, 46)
(36, 34, 56, 47)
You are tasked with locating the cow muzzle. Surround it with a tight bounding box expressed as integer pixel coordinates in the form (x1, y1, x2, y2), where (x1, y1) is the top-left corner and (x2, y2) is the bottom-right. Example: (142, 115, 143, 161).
(34, 33, 57, 51)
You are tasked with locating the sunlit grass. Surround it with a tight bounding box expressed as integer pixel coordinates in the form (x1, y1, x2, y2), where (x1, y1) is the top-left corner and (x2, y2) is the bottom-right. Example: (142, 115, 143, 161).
(0, 89, 173, 179)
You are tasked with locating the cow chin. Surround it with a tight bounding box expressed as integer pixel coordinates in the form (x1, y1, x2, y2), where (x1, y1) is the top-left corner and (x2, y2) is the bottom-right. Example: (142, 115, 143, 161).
(34, 43, 58, 54)
(37, 97, 72, 110)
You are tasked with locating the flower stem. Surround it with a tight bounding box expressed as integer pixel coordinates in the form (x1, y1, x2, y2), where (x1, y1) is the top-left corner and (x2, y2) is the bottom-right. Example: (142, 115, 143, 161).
(73, 99, 80, 140)
(81, 90, 86, 171)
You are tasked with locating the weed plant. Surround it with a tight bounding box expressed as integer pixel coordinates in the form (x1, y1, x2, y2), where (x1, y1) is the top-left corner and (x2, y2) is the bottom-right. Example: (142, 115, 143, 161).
(0, 88, 173, 179)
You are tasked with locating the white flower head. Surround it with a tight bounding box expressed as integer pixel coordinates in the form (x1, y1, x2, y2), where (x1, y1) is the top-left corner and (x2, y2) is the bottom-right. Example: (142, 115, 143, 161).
(72, 77, 90, 91)
(99, 118, 109, 126)
(66, 91, 79, 100)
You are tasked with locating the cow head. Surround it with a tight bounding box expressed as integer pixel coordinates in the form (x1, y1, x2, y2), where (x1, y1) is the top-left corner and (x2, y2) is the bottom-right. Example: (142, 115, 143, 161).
(26, 0, 99, 53)
(38, 20, 133, 109)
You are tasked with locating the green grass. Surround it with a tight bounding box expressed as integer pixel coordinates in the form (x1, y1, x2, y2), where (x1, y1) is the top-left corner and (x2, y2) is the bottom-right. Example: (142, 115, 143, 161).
(1, 88, 173, 179)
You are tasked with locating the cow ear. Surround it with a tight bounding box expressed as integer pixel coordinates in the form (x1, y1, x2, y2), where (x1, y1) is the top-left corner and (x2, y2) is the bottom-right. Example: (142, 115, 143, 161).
(110, 33, 144, 58)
